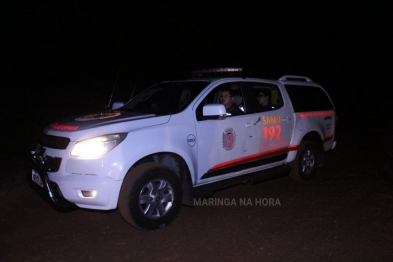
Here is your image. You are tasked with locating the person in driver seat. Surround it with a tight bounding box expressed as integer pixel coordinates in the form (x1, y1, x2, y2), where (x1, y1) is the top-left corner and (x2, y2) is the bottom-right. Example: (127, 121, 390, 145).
(220, 88, 244, 116)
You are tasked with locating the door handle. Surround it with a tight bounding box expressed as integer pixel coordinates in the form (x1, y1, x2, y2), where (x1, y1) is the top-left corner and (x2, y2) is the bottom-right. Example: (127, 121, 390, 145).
(246, 122, 257, 127)
(282, 117, 291, 122)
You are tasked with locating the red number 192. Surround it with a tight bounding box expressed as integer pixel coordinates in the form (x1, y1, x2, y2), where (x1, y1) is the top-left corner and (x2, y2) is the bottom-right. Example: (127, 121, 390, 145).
(262, 125, 281, 141)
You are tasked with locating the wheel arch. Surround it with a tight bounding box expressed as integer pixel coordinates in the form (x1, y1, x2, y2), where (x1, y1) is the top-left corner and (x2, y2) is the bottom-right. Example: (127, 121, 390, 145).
(127, 152, 195, 206)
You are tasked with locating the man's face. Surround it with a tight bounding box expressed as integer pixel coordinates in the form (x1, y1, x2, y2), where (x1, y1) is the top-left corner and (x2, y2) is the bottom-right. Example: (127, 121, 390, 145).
(220, 91, 233, 108)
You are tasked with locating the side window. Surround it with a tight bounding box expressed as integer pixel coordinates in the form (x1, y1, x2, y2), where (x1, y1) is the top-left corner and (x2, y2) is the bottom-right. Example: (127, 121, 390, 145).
(196, 82, 245, 120)
(284, 85, 334, 112)
(249, 83, 284, 113)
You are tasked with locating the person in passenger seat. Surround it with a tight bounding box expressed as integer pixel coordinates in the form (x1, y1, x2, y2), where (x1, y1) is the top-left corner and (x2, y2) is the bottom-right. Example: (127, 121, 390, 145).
(220, 88, 244, 116)
(257, 88, 273, 112)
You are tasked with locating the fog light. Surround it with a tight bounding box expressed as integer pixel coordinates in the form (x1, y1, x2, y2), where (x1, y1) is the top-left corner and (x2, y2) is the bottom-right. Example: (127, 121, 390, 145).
(81, 190, 97, 198)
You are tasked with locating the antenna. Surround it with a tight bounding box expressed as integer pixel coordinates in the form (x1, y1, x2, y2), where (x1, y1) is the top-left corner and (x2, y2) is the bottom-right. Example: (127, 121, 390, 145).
(130, 84, 137, 100)
(107, 55, 126, 109)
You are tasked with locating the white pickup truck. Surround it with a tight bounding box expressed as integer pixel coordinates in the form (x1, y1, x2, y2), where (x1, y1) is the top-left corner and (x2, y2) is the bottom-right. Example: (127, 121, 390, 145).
(30, 68, 337, 230)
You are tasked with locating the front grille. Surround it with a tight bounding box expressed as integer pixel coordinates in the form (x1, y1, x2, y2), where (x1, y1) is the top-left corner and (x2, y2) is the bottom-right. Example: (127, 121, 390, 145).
(44, 155, 62, 172)
(41, 134, 70, 149)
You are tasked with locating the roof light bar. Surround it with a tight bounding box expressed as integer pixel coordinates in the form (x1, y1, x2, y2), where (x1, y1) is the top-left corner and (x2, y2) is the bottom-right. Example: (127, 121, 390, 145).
(190, 67, 243, 76)
(279, 75, 313, 82)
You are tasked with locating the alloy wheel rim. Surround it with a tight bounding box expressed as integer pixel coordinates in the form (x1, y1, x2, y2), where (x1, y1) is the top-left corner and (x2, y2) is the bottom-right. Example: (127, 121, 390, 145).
(300, 148, 315, 175)
(138, 179, 174, 219)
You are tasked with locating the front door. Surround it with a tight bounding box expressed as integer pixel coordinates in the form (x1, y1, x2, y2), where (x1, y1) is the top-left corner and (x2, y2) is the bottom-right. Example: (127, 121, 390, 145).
(195, 113, 260, 185)
(194, 82, 260, 185)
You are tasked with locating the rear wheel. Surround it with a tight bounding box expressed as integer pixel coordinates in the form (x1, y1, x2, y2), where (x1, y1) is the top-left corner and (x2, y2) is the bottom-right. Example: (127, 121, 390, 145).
(290, 141, 318, 181)
(118, 163, 182, 230)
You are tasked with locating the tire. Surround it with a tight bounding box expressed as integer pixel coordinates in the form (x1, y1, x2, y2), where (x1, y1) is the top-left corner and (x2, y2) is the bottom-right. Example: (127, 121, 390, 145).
(118, 163, 182, 230)
(289, 141, 318, 181)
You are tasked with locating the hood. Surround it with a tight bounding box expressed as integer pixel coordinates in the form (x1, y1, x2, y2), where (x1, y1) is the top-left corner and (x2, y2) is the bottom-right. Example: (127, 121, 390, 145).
(44, 111, 170, 139)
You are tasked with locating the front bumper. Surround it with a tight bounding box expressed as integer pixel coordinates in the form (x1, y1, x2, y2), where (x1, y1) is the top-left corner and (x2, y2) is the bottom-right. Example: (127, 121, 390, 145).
(29, 145, 123, 211)
(29, 155, 78, 212)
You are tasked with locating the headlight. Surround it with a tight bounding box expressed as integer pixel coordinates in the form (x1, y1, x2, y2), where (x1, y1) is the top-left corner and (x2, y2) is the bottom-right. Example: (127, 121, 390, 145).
(70, 133, 127, 158)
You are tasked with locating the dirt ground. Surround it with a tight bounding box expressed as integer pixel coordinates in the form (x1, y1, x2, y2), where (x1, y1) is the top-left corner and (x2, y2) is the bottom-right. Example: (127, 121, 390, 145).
(1, 112, 393, 262)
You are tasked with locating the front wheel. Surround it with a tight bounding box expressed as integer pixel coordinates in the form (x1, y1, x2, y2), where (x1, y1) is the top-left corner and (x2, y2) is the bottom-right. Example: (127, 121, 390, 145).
(118, 163, 182, 230)
(289, 141, 318, 181)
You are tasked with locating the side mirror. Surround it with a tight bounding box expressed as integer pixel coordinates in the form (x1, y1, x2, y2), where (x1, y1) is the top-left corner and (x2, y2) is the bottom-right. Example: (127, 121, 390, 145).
(112, 102, 124, 110)
(203, 104, 227, 119)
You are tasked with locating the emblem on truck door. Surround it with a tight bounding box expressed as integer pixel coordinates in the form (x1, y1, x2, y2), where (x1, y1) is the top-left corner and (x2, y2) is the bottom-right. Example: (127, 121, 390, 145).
(222, 128, 236, 150)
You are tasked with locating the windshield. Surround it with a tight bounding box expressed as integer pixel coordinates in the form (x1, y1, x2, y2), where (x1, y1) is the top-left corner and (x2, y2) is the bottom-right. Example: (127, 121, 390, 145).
(119, 81, 209, 115)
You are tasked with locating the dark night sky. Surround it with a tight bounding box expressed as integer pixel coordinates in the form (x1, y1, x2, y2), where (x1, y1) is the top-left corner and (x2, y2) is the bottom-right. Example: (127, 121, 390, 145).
(0, 2, 392, 138)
